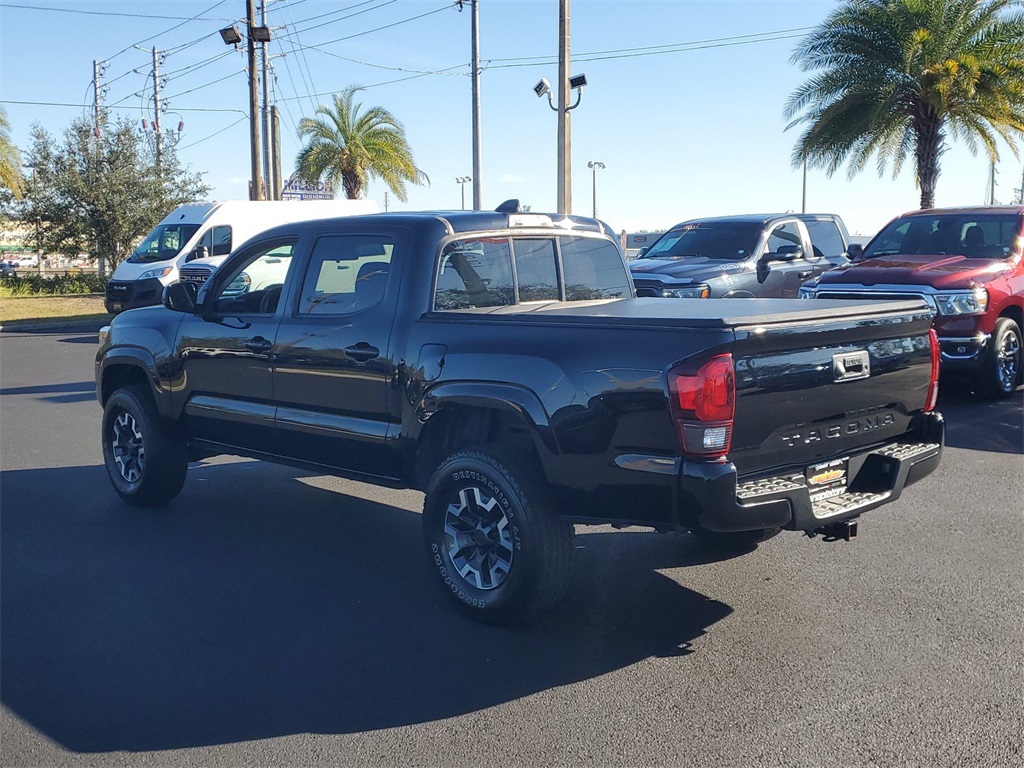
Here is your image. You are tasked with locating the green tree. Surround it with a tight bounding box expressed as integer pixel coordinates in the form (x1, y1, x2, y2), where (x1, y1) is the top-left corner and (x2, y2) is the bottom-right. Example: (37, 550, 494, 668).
(23, 115, 209, 272)
(0, 106, 25, 200)
(785, 0, 1024, 209)
(296, 86, 428, 201)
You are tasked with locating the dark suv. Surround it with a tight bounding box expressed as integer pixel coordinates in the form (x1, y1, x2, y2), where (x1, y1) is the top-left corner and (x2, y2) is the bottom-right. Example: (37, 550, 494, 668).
(630, 213, 852, 299)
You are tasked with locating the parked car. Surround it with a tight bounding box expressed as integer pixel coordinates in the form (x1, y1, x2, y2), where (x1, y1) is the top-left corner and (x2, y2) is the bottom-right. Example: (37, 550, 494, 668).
(96, 207, 943, 624)
(15, 255, 39, 268)
(629, 213, 853, 298)
(104, 199, 378, 314)
(801, 206, 1023, 398)
(1, 259, 18, 278)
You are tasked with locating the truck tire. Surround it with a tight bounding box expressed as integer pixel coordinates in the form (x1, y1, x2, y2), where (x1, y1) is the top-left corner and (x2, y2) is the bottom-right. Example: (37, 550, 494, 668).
(978, 317, 1022, 399)
(690, 526, 781, 551)
(101, 385, 187, 507)
(423, 447, 574, 625)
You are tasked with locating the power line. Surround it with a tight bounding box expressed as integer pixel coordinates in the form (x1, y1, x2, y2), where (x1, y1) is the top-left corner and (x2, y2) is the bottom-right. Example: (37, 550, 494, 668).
(177, 116, 249, 150)
(164, 68, 245, 101)
(287, 39, 466, 77)
(305, 3, 453, 48)
(277, 0, 397, 38)
(275, 65, 465, 103)
(0, 3, 234, 21)
(277, 3, 320, 114)
(105, 0, 233, 63)
(0, 98, 247, 115)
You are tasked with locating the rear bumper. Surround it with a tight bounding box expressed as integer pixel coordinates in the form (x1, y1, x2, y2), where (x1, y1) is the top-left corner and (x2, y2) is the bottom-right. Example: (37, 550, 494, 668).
(677, 411, 944, 533)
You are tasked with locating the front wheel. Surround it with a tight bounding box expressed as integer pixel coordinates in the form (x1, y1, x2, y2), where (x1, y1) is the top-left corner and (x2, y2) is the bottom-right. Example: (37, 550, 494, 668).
(101, 385, 187, 506)
(978, 318, 1022, 399)
(423, 447, 574, 625)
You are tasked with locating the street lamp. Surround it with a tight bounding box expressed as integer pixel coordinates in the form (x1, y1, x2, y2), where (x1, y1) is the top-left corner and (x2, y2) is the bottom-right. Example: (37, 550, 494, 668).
(587, 161, 605, 218)
(456, 176, 472, 210)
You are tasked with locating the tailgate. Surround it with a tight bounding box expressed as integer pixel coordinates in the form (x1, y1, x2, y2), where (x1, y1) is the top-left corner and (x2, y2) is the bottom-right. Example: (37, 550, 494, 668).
(727, 299, 935, 477)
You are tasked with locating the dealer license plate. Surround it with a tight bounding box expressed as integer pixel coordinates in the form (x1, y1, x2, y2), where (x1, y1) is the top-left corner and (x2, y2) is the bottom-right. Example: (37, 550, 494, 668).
(806, 458, 849, 502)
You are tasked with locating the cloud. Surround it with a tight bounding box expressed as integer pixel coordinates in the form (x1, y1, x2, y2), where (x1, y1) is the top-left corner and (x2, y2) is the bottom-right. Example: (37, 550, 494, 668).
(501, 173, 526, 183)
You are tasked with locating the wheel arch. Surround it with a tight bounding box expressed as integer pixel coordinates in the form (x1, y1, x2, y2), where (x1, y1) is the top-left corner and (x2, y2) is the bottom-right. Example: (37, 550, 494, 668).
(410, 382, 559, 490)
(99, 351, 160, 409)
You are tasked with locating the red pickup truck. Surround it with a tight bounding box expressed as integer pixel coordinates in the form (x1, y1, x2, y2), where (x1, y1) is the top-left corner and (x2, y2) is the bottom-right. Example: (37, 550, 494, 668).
(801, 206, 1024, 399)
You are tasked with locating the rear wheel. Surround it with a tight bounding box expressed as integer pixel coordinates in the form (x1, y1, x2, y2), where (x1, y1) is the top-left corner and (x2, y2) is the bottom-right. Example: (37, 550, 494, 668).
(423, 447, 574, 625)
(690, 526, 781, 551)
(101, 385, 187, 506)
(978, 318, 1022, 399)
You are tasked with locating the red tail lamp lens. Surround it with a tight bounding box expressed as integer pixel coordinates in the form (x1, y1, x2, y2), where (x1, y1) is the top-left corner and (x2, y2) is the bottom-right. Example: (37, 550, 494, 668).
(670, 353, 736, 458)
(675, 354, 735, 421)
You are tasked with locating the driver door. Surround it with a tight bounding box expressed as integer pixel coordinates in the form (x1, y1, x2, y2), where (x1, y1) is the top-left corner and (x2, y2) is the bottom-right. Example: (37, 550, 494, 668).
(171, 238, 297, 453)
(758, 220, 812, 297)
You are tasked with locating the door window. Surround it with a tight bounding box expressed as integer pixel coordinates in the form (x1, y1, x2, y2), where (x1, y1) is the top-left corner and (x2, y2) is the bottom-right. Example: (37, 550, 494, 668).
(198, 225, 233, 257)
(298, 234, 395, 315)
(208, 241, 295, 315)
(803, 220, 845, 259)
(765, 222, 803, 257)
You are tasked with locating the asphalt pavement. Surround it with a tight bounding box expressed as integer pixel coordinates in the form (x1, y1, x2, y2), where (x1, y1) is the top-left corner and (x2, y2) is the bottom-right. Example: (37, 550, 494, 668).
(1, 329, 1021, 767)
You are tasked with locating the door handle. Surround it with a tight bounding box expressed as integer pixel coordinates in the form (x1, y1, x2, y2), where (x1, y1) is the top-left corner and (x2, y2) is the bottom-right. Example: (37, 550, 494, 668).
(797, 270, 812, 278)
(243, 336, 273, 354)
(345, 343, 380, 362)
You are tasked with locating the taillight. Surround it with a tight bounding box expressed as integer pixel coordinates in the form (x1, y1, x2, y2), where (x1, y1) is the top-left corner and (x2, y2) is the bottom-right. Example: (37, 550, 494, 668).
(669, 353, 735, 458)
(925, 328, 940, 412)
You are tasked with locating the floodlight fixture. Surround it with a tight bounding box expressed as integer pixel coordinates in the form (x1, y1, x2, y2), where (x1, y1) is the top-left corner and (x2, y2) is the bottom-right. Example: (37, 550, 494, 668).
(569, 73, 588, 90)
(250, 26, 272, 43)
(219, 26, 243, 45)
(533, 78, 551, 98)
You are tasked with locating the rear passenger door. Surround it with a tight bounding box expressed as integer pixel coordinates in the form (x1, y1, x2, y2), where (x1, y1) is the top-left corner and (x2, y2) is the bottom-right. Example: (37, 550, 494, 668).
(271, 230, 402, 479)
(803, 218, 849, 278)
(759, 220, 813, 297)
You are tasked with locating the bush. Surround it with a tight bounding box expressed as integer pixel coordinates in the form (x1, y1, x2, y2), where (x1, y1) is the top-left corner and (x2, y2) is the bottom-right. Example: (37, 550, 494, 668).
(0, 272, 108, 297)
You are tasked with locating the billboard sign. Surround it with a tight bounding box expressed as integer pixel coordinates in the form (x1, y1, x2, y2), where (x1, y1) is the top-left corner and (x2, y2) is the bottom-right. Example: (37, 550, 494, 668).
(281, 175, 336, 201)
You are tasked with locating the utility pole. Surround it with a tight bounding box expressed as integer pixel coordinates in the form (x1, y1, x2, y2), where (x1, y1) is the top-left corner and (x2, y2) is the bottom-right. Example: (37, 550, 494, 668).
(470, 0, 482, 210)
(246, 0, 264, 200)
(272, 104, 282, 200)
(557, 0, 571, 214)
(384, 191, 390, 212)
(152, 47, 164, 170)
(260, 0, 274, 200)
(988, 160, 997, 206)
(92, 59, 107, 278)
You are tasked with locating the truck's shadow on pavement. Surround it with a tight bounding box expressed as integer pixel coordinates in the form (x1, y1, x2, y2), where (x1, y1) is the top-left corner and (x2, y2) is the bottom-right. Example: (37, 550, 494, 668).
(936, 381, 1023, 454)
(1, 461, 732, 753)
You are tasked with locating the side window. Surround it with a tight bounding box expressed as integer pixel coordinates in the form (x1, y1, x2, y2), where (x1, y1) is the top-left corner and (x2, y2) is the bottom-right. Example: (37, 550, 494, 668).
(211, 226, 232, 256)
(560, 236, 631, 301)
(209, 241, 295, 315)
(435, 238, 514, 310)
(298, 234, 394, 315)
(512, 238, 559, 301)
(804, 220, 845, 259)
(766, 222, 802, 257)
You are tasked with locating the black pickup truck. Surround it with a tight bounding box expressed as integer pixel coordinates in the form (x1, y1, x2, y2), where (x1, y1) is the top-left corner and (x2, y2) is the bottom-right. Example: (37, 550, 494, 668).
(95, 208, 944, 624)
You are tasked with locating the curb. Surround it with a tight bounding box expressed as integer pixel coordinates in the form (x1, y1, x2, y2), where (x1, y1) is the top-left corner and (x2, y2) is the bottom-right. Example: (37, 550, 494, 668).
(0, 316, 110, 334)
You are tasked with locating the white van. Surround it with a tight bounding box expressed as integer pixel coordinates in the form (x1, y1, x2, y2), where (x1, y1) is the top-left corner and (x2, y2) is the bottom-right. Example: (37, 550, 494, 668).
(104, 199, 378, 313)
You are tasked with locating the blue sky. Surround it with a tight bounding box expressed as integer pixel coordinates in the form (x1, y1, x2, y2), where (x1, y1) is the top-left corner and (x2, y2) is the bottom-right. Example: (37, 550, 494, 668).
(1, 0, 1021, 236)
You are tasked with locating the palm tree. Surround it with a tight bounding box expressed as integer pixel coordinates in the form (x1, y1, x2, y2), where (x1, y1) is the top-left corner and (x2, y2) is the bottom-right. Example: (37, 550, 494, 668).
(295, 86, 428, 202)
(0, 106, 25, 200)
(785, 0, 1024, 209)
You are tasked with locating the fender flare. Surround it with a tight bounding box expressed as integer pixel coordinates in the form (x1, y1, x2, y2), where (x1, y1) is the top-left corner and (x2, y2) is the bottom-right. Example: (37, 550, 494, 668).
(411, 380, 559, 456)
(98, 349, 164, 414)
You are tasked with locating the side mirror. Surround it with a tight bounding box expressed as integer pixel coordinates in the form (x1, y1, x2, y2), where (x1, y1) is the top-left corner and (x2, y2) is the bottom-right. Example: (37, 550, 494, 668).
(162, 281, 198, 313)
(186, 245, 209, 263)
(637, 246, 650, 258)
(766, 243, 802, 261)
(846, 243, 864, 260)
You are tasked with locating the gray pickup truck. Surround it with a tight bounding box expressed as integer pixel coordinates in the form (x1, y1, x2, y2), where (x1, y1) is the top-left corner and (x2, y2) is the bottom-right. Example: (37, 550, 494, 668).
(630, 213, 852, 299)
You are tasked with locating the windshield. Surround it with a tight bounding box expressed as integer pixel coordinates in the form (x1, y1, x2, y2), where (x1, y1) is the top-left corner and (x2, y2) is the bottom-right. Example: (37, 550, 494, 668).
(641, 222, 761, 261)
(127, 223, 200, 263)
(864, 213, 1023, 260)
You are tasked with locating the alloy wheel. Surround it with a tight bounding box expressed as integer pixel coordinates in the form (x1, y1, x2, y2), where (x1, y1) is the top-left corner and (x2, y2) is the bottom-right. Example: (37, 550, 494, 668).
(444, 485, 514, 590)
(996, 329, 1021, 390)
(111, 411, 146, 483)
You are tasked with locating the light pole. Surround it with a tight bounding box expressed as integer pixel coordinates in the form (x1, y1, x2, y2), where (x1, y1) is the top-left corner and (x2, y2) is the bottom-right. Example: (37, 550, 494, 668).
(587, 161, 605, 218)
(456, 176, 472, 210)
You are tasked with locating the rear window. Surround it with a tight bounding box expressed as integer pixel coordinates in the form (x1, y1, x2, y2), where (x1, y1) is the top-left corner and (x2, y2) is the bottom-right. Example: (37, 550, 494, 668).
(434, 234, 630, 310)
(864, 213, 1023, 259)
